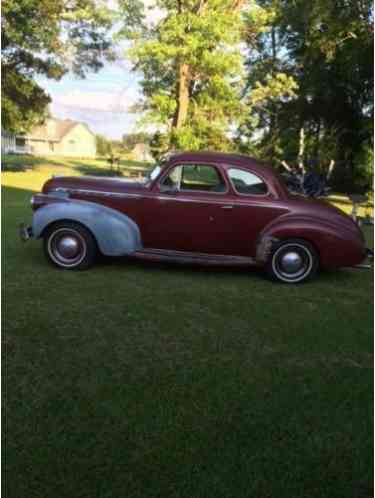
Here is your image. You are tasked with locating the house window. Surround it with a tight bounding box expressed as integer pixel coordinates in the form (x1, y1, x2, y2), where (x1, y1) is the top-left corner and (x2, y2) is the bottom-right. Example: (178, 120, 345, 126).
(15, 137, 25, 146)
(49, 142, 54, 152)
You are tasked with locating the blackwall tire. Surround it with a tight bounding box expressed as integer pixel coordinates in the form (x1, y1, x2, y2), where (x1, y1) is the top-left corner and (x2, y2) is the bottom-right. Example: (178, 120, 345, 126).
(43, 221, 97, 270)
(266, 239, 319, 284)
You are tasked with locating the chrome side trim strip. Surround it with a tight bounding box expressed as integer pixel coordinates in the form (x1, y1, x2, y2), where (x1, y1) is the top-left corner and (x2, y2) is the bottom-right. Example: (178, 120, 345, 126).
(52, 187, 277, 208)
(153, 196, 278, 208)
(53, 188, 143, 199)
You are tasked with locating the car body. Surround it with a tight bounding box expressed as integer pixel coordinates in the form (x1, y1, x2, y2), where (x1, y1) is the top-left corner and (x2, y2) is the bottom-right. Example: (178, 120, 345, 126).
(20, 151, 370, 283)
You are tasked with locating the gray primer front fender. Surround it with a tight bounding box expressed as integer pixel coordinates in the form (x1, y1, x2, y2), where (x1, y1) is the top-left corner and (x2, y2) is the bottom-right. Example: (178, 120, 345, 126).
(32, 198, 142, 256)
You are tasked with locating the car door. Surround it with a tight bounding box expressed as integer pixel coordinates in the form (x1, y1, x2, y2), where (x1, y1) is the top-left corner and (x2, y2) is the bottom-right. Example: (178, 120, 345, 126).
(208, 167, 289, 257)
(141, 163, 230, 253)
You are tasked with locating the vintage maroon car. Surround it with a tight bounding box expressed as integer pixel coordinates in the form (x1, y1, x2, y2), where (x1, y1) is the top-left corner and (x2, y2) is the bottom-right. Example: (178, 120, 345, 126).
(20, 151, 370, 283)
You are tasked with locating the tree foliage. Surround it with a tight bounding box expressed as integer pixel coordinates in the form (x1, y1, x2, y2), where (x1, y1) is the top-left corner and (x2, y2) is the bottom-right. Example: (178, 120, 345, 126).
(2, 0, 114, 132)
(119, 0, 372, 188)
(95, 134, 112, 157)
(118, 0, 275, 151)
(240, 0, 373, 188)
(122, 132, 151, 150)
(4, 0, 372, 190)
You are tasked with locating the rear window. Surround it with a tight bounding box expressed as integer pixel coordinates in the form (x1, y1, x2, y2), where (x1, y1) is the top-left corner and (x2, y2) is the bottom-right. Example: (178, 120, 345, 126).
(228, 168, 268, 195)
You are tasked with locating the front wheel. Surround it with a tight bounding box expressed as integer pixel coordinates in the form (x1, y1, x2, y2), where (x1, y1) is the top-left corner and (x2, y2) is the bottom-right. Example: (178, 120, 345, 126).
(43, 221, 97, 270)
(266, 239, 319, 284)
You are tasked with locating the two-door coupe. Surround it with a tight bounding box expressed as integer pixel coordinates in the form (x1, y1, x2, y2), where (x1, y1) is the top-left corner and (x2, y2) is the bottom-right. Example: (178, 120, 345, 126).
(20, 151, 370, 283)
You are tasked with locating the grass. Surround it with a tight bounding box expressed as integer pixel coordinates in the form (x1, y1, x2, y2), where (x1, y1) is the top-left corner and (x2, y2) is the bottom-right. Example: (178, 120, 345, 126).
(3, 161, 374, 498)
(2, 154, 151, 192)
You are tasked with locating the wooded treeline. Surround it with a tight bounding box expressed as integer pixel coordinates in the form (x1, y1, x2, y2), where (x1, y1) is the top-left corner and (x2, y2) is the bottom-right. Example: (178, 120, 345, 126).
(2, 0, 373, 188)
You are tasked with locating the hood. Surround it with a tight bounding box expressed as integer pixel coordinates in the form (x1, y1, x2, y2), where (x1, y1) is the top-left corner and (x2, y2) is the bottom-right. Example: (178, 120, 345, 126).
(42, 175, 147, 195)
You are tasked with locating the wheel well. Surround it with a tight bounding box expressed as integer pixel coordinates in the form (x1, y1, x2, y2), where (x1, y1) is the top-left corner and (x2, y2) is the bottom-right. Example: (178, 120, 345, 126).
(274, 237, 320, 261)
(257, 235, 320, 266)
(40, 219, 99, 249)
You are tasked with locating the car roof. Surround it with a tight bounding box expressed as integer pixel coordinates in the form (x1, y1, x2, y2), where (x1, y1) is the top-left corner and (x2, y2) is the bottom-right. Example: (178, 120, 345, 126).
(169, 151, 269, 172)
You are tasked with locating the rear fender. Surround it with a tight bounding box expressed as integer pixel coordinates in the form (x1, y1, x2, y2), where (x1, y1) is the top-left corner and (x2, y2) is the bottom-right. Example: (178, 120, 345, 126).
(256, 215, 362, 268)
(32, 197, 142, 256)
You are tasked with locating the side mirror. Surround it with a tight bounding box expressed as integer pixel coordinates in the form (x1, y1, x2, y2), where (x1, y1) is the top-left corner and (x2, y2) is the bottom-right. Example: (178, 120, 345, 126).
(159, 184, 179, 194)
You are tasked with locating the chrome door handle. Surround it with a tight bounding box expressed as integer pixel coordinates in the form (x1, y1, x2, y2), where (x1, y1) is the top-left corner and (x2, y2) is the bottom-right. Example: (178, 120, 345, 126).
(221, 205, 234, 210)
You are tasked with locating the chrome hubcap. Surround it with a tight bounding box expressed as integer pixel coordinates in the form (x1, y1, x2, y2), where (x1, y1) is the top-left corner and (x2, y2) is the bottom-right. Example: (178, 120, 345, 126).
(57, 236, 80, 259)
(48, 228, 86, 267)
(279, 251, 304, 274)
(272, 243, 313, 282)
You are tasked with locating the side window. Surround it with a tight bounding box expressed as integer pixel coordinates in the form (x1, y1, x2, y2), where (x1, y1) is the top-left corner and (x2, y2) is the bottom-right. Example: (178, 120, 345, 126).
(180, 164, 226, 192)
(228, 168, 268, 195)
(162, 165, 182, 188)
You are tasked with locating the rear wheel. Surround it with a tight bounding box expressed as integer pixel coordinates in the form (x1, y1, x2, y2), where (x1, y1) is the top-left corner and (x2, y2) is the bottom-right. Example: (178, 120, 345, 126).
(43, 221, 97, 270)
(266, 239, 319, 284)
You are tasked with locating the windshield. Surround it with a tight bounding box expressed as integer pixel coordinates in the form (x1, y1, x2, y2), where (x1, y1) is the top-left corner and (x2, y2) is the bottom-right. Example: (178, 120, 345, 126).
(149, 164, 162, 181)
(144, 160, 167, 186)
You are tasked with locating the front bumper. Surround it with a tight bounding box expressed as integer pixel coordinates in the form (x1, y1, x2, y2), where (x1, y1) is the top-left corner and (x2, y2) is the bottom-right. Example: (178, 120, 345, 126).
(19, 223, 33, 242)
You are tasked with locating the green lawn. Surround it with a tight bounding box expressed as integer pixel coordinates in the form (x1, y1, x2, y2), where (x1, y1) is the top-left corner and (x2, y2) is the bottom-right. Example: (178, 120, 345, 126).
(2, 154, 151, 192)
(3, 166, 374, 498)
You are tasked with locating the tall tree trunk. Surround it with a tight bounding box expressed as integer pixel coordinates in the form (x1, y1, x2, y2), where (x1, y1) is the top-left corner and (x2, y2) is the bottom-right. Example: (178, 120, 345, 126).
(172, 62, 191, 129)
(269, 26, 278, 162)
(298, 126, 305, 173)
(172, 0, 242, 131)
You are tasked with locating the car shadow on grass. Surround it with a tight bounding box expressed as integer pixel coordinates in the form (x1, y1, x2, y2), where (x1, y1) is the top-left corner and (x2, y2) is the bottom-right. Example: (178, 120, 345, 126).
(96, 253, 364, 286)
(74, 164, 125, 177)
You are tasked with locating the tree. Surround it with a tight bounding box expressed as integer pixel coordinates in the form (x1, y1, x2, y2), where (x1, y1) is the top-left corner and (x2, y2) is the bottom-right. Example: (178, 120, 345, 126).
(280, 0, 373, 169)
(236, 0, 299, 161)
(2, 0, 114, 132)
(122, 132, 151, 150)
(118, 0, 272, 151)
(240, 0, 373, 188)
(96, 134, 112, 157)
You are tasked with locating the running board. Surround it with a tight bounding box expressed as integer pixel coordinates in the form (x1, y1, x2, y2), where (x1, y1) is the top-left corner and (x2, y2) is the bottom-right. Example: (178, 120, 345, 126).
(132, 248, 257, 267)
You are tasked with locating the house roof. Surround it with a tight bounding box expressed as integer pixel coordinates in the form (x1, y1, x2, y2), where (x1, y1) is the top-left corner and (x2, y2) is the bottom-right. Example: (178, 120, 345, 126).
(24, 118, 92, 142)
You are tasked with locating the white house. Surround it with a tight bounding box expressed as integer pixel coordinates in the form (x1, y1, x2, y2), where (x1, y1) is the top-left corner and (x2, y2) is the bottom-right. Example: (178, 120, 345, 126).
(2, 118, 97, 158)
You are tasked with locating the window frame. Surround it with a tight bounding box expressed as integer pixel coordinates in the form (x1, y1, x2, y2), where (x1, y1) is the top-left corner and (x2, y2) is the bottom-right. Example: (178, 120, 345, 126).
(227, 167, 269, 197)
(158, 162, 229, 195)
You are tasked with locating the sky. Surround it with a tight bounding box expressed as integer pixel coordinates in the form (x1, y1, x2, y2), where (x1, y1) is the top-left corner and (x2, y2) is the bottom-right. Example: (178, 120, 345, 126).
(35, 0, 166, 141)
(36, 58, 143, 141)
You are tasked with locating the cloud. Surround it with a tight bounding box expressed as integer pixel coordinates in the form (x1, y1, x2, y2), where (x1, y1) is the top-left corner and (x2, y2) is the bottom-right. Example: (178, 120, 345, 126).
(53, 87, 140, 114)
(49, 86, 145, 138)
